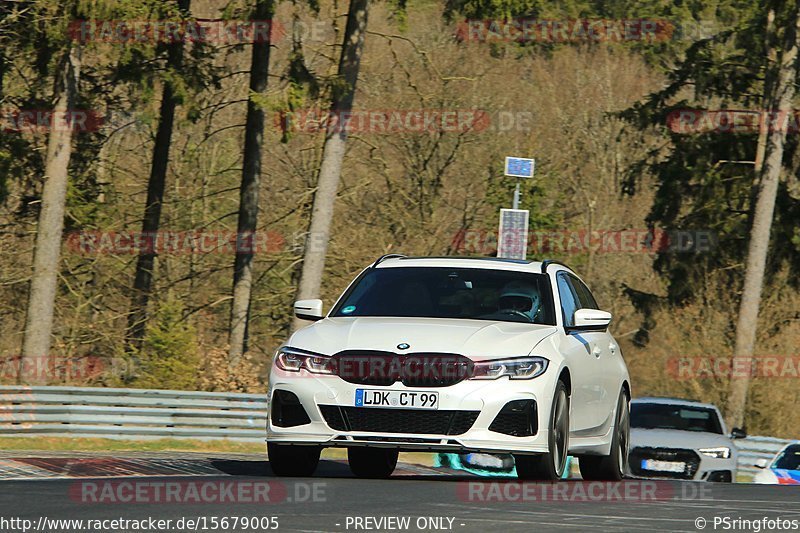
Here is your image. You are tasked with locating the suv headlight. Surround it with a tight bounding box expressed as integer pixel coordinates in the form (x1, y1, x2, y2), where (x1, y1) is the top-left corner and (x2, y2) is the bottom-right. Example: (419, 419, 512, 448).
(471, 357, 548, 380)
(274, 347, 335, 374)
(699, 446, 731, 459)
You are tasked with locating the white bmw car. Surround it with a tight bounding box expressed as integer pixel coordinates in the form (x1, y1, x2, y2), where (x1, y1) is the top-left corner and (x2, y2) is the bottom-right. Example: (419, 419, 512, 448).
(267, 255, 631, 481)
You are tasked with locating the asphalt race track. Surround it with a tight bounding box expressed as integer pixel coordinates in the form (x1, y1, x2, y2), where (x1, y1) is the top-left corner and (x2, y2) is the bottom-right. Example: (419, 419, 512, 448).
(0, 453, 797, 533)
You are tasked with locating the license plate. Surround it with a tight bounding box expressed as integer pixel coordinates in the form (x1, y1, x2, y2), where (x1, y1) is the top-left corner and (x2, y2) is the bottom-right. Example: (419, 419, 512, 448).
(355, 389, 439, 410)
(641, 459, 685, 473)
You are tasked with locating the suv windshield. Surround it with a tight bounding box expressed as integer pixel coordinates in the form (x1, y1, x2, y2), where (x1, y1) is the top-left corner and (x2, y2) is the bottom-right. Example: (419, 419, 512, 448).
(331, 266, 556, 325)
(630, 403, 724, 434)
(774, 445, 800, 470)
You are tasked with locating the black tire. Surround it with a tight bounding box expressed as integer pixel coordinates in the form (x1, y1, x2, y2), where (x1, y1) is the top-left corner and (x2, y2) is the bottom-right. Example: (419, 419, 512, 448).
(514, 380, 569, 481)
(348, 447, 399, 479)
(579, 388, 629, 481)
(267, 442, 321, 477)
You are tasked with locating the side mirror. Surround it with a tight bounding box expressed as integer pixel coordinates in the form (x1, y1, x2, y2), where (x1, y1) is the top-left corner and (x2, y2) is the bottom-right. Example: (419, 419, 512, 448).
(730, 427, 747, 439)
(567, 309, 612, 333)
(755, 458, 768, 469)
(294, 299, 324, 321)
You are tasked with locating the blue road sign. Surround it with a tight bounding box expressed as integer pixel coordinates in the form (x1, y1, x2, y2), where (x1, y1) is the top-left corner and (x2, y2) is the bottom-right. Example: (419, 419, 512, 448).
(504, 157, 535, 178)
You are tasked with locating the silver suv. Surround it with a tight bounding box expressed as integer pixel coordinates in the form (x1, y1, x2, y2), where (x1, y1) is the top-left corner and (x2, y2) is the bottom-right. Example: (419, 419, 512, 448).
(628, 397, 746, 482)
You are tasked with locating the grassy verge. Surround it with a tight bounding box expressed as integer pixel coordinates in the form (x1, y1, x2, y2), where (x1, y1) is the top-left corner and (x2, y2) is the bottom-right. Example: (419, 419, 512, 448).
(0, 437, 265, 454)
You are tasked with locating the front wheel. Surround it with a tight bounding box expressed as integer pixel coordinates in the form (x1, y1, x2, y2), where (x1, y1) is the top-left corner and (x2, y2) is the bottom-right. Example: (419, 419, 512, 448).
(579, 388, 629, 481)
(267, 443, 321, 477)
(514, 380, 570, 480)
(348, 447, 399, 479)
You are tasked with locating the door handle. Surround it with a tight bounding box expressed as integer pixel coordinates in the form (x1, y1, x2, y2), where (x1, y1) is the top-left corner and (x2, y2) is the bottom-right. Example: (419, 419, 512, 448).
(609, 343, 617, 354)
(592, 346, 602, 358)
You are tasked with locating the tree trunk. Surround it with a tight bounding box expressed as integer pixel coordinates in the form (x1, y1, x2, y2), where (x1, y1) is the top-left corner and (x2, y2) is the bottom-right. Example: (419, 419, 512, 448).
(754, 8, 778, 175)
(20, 46, 82, 383)
(228, 0, 275, 365)
(0, 2, 7, 102)
(726, 5, 800, 429)
(292, 0, 369, 332)
(126, 0, 191, 353)
(0, 52, 5, 101)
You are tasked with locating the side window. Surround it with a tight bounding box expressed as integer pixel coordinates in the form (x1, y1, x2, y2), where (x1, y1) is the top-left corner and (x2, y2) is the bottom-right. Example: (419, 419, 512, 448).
(569, 275, 599, 310)
(556, 273, 579, 327)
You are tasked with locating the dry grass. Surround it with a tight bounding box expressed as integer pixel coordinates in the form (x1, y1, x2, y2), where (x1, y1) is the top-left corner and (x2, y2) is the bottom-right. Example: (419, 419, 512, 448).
(0, 437, 265, 454)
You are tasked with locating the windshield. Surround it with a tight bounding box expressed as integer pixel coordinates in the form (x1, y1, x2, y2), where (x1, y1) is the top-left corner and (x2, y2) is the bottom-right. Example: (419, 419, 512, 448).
(331, 266, 556, 325)
(773, 445, 800, 470)
(630, 403, 724, 434)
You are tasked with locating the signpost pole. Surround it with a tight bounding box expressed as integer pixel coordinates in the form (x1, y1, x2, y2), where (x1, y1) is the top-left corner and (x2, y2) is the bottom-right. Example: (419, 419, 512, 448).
(498, 157, 535, 260)
(513, 182, 520, 210)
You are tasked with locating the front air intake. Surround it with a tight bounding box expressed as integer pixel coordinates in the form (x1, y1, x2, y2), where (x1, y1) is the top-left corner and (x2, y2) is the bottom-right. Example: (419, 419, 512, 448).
(270, 390, 311, 427)
(319, 405, 479, 435)
(489, 400, 538, 437)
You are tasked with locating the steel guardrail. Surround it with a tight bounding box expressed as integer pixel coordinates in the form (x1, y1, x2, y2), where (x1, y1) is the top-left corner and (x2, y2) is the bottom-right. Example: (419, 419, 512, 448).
(0, 386, 267, 441)
(734, 435, 795, 478)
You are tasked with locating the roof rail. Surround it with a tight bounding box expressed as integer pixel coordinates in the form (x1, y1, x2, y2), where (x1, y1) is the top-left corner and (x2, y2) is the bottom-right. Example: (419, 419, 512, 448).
(540, 259, 571, 274)
(372, 254, 407, 268)
(401, 256, 533, 264)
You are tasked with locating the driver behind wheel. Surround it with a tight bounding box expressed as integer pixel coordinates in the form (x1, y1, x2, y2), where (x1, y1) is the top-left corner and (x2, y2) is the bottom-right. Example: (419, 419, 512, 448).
(497, 281, 542, 323)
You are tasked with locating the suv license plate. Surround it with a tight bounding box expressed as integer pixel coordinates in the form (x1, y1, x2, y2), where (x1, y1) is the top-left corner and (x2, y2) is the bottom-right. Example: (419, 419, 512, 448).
(641, 459, 685, 473)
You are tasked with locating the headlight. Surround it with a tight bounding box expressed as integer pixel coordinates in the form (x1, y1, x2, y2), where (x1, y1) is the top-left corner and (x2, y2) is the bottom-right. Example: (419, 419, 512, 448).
(304, 355, 335, 374)
(471, 357, 548, 380)
(699, 446, 731, 459)
(274, 347, 334, 374)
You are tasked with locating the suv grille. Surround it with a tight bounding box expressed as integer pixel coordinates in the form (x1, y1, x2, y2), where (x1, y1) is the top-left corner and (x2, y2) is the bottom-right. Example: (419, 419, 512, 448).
(629, 447, 701, 479)
(319, 405, 479, 435)
(330, 351, 473, 387)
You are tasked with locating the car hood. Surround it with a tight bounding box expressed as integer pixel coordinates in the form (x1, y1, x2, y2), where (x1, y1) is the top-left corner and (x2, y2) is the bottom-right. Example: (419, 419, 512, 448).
(754, 468, 800, 485)
(287, 317, 558, 360)
(773, 469, 800, 485)
(630, 428, 734, 450)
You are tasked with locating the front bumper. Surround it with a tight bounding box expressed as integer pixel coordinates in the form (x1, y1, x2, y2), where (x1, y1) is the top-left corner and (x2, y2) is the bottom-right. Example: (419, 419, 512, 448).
(629, 446, 737, 481)
(266, 371, 555, 454)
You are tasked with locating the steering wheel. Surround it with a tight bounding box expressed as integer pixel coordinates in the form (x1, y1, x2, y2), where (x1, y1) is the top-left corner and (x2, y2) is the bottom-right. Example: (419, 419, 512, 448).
(499, 309, 531, 321)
